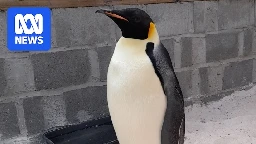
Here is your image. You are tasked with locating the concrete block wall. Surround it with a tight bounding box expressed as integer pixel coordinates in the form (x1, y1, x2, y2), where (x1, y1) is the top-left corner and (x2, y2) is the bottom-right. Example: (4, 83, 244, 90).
(0, 0, 256, 143)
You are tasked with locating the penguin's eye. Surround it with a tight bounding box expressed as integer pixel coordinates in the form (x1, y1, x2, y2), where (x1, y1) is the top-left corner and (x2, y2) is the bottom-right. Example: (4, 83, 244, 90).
(133, 16, 141, 23)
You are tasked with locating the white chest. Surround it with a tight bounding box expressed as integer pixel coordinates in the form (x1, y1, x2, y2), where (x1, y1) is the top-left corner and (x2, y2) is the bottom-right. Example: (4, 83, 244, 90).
(107, 38, 166, 144)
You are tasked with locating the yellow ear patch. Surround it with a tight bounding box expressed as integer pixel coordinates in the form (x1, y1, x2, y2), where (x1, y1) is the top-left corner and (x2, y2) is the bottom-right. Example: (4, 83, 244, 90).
(148, 22, 157, 39)
(147, 22, 159, 44)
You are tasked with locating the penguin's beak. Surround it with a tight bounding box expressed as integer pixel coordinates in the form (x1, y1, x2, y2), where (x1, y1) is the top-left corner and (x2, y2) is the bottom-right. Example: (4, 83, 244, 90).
(96, 9, 129, 22)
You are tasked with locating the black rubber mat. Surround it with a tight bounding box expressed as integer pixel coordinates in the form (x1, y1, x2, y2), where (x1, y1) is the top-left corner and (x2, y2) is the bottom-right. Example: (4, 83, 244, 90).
(43, 116, 119, 144)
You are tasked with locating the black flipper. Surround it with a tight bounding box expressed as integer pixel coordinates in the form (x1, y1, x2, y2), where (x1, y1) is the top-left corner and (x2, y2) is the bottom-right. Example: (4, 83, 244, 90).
(145, 42, 185, 144)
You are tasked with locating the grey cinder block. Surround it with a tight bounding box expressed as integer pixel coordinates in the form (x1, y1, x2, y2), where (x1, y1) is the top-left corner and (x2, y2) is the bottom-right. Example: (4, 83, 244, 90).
(4, 58, 35, 95)
(0, 102, 20, 139)
(206, 32, 239, 62)
(96, 46, 114, 81)
(253, 59, 256, 83)
(31, 49, 90, 90)
(43, 95, 66, 129)
(218, 0, 254, 30)
(52, 7, 116, 47)
(207, 65, 224, 94)
(23, 96, 44, 135)
(161, 38, 175, 67)
(223, 59, 253, 90)
(196, 65, 224, 96)
(176, 70, 192, 98)
(181, 37, 192, 67)
(192, 37, 206, 65)
(0, 58, 7, 97)
(252, 28, 256, 54)
(64, 86, 108, 124)
(193, 1, 218, 33)
(0, 11, 8, 55)
(243, 28, 253, 56)
(179, 36, 206, 68)
(199, 67, 209, 95)
(147, 3, 193, 37)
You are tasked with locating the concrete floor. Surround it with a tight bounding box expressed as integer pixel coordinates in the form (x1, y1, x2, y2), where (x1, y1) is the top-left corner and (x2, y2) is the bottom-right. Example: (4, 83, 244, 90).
(185, 85, 256, 144)
(3, 85, 256, 144)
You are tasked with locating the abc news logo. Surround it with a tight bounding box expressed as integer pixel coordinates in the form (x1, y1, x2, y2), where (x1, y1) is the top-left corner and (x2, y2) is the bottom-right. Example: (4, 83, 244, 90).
(15, 14, 43, 45)
(7, 7, 51, 51)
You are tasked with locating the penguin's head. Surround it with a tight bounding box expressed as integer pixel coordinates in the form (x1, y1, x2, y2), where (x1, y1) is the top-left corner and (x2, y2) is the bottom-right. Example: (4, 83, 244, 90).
(96, 8, 157, 40)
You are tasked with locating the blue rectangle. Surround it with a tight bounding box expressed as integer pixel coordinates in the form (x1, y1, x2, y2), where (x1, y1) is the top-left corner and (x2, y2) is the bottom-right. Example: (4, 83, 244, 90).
(7, 7, 51, 51)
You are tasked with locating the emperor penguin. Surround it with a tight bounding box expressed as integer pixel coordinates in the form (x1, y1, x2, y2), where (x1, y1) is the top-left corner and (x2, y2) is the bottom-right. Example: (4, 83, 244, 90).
(96, 8, 185, 144)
